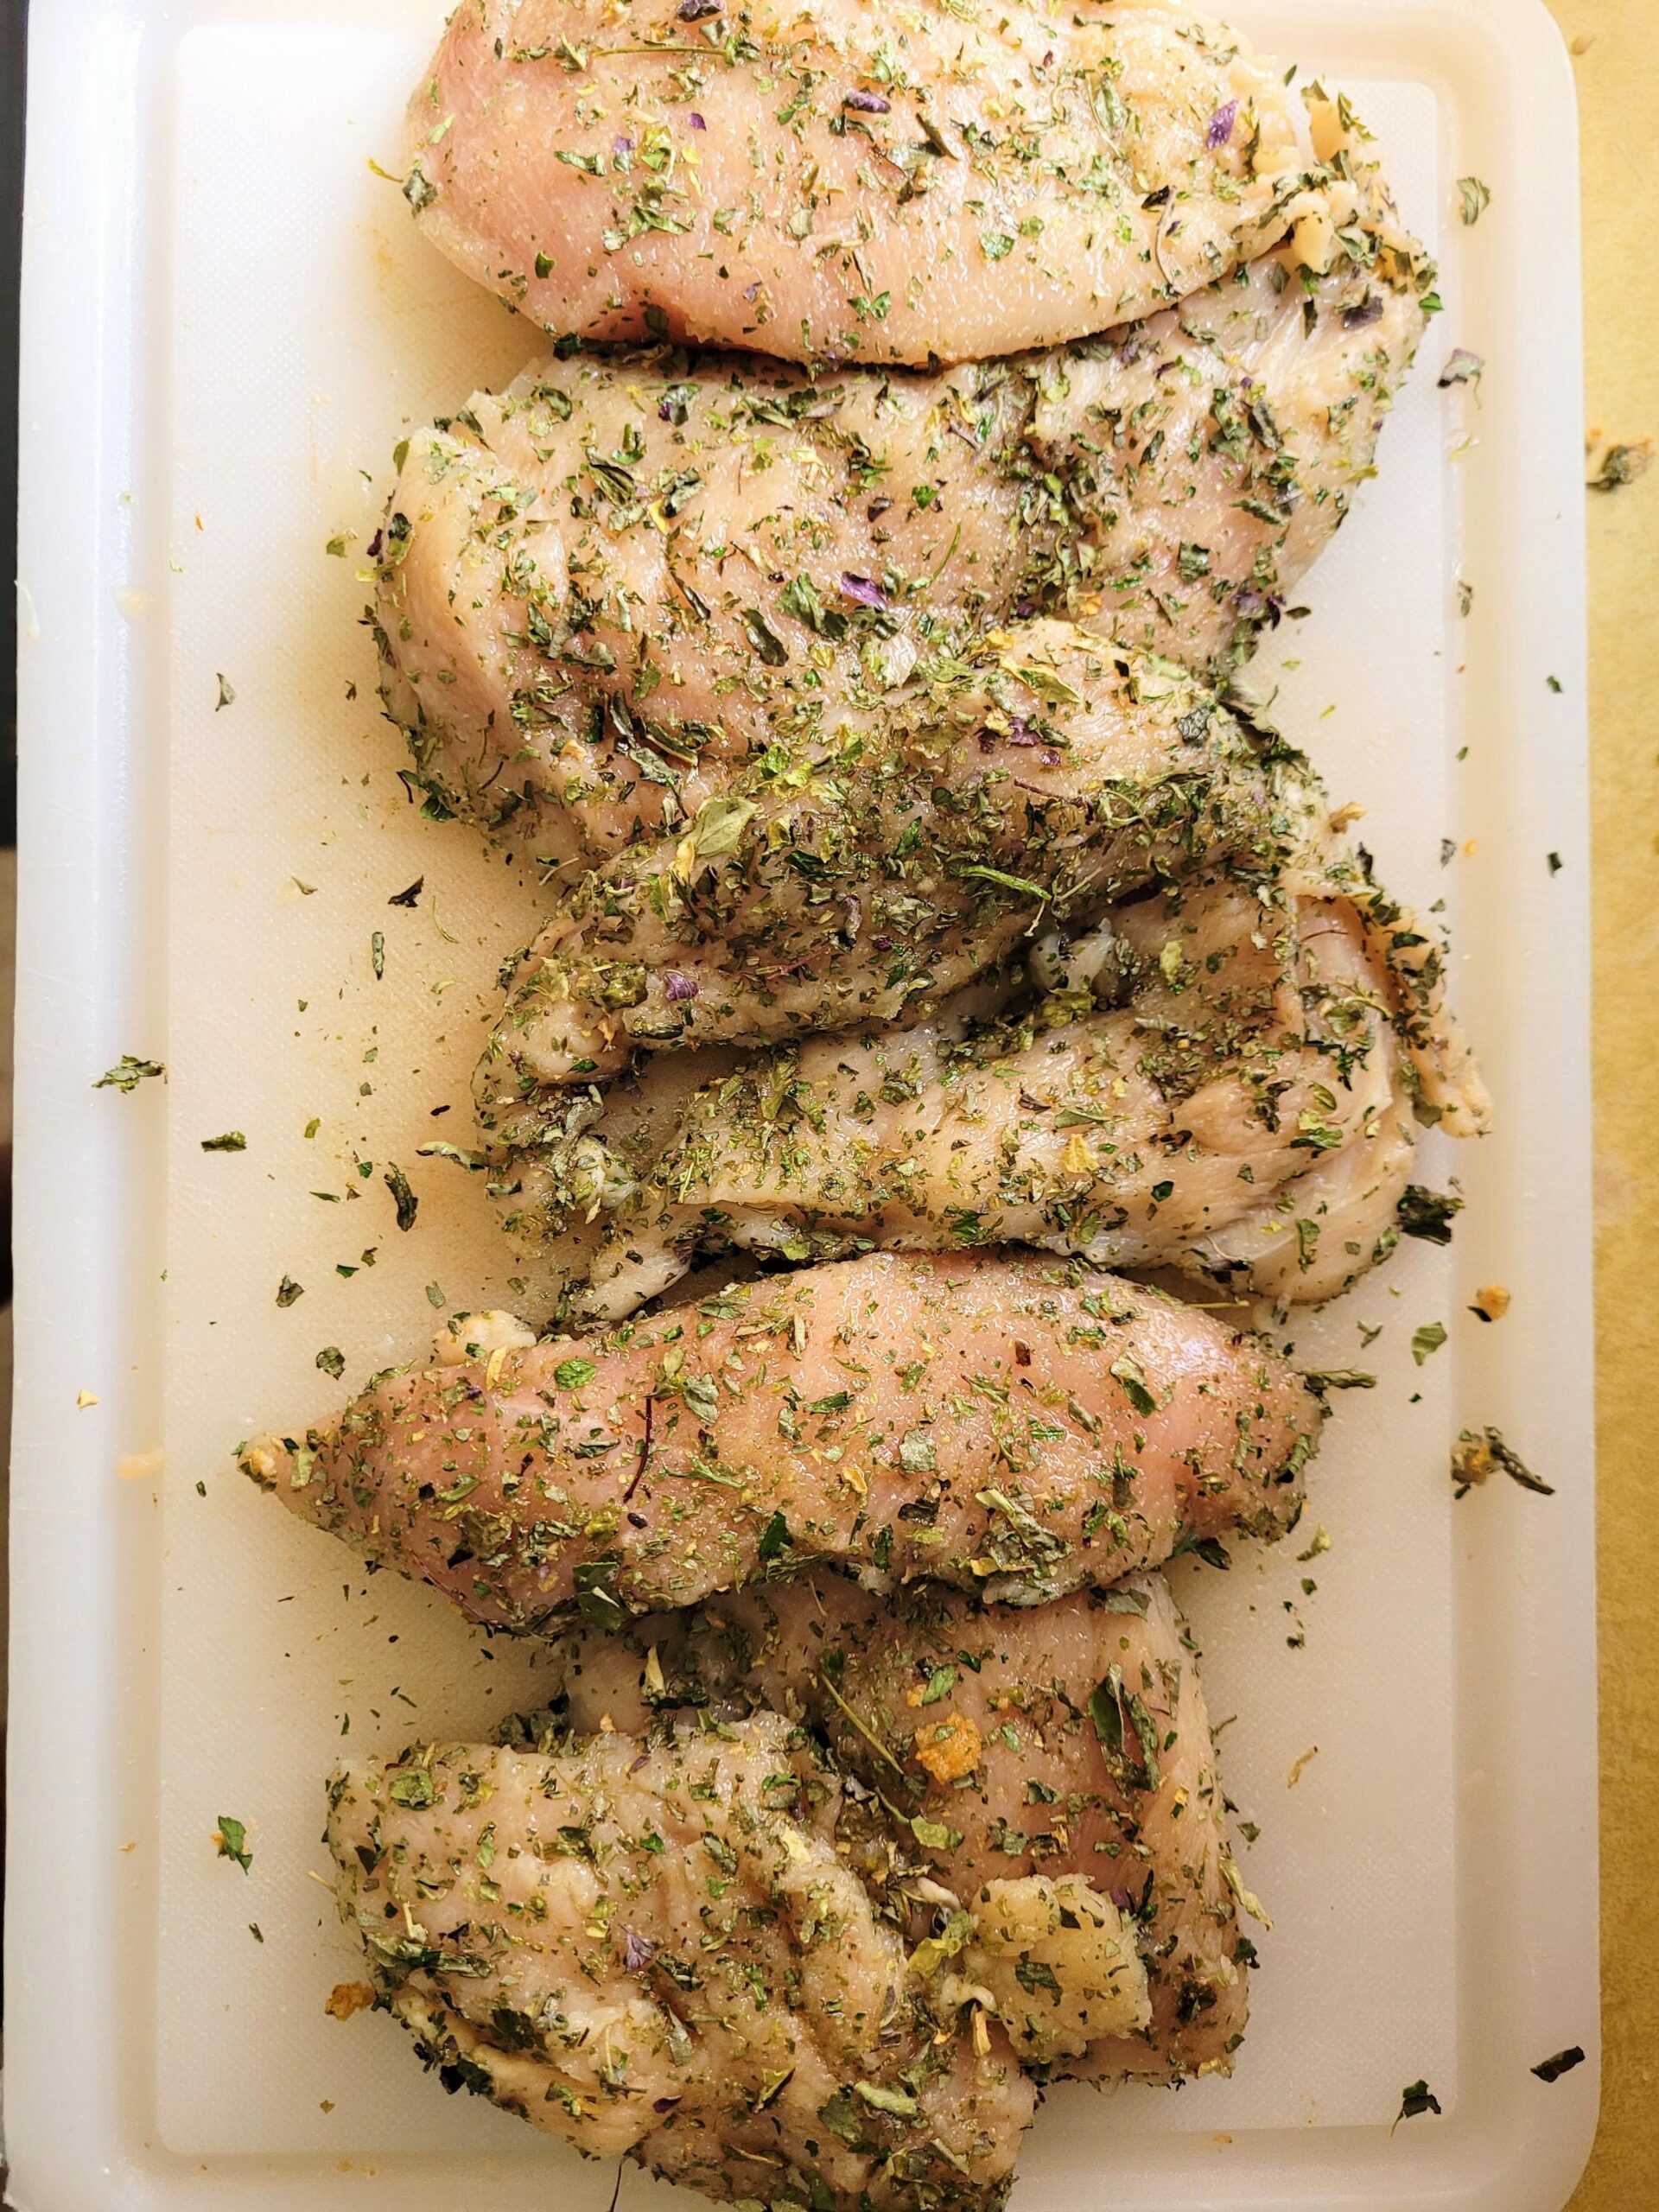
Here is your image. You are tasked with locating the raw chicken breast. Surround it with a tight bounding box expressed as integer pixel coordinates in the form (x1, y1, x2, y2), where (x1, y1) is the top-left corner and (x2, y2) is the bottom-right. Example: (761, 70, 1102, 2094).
(404, 0, 1313, 365)
(325, 1716, 1035, 2207)
(550, 1569, 1251, 2083)
(569, 878, 1426, 1314)
(242, 1250, 1319, 1624)
(474, 621, 1308, 1112)
(375, 172, 1430, 841)
(488, 791, 1490, 1311)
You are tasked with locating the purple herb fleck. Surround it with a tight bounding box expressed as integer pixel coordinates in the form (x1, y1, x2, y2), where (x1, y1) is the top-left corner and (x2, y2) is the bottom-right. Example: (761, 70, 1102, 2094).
(839, 571, 889, 610)
(1205, 99, 1238, 149)
(624, 1928, 658, 1973)
(662, 971, 699, 1004)
(687, 111, 706, 130)
(676, 0, 721, 17)
(1343, 293, 1386, 331)
(843, 89, 892, 114)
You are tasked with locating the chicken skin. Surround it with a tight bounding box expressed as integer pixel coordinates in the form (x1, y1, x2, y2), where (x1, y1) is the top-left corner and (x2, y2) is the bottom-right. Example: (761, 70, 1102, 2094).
(474, 621, 1307, 1117)
(242, 1250, 1318, 1624)
(548, 1569, 1249, 2084)
(546, 867, 1470, 1316)
(376, 171, 1429, 842)
(404, 0, 1321, 365)
(326, 1716, 1037, 2208)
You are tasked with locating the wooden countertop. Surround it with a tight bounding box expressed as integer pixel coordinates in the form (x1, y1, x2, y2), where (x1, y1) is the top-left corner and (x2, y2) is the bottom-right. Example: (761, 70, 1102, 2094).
(1546, 1, 1659, 2202)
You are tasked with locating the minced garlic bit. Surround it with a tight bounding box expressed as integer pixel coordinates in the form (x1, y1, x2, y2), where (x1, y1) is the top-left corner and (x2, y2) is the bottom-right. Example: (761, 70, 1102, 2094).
(963, 1875, 1151, 2060)
(431, 1309, 536, 1368)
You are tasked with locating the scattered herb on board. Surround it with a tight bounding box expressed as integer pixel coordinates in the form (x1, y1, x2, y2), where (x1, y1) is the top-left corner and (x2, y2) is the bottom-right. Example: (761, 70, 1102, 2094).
(1304, 1370, 1376, 1393)
(325, 535, 349, 558)
(94, 1055, 164, 1092)
(388, 877, 423, 907)
(315, 1346, 346, 1380)
(214, 1815, 252, 1872)
(1548, 852, 1563, 875)
(1546, 674, 1562, 693)
(1410, 1323, 1447, 1365)
(417, 1139, 486, 1170)
(200, 1131, 247, 1153)
(276, 1276, 303, 1308)
(1452, 1427, 1554, 1498)
(371, 931, 385, 979)
(384, 1163, 418, 1230)
(215, 674, 236, 710)
(1398, 1185, 1463, 1244)
(1438, 348, 1484, 391)
(1457, 176, 1491, 226)
(1394, 2079, 1441, 2131)
(1531, 2047, 1586, 2083)
(1588, 442, 1651, 492)
(425, 1281, 445, 1307)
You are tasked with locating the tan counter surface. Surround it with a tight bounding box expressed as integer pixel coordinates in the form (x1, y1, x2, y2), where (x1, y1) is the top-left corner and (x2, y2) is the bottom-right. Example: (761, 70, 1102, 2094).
(1544, 2, 1659, 2205)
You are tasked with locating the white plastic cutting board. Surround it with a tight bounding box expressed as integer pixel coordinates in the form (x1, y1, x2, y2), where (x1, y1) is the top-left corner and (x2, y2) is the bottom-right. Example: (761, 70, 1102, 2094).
(7, 3, 1598, 2208)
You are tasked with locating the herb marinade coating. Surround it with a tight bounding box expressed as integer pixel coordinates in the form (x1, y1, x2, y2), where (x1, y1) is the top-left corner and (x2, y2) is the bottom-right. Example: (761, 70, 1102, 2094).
(538, 869, 1466, 1317)
(245, 1250, 1318, 1626)
(375, 152, 1429, 844)
(476, 620, 1310, 1113)
(407, 0, 1313, 365)
(326, 1717, 1037, 2207)
(548, 1567, 1249, 2084)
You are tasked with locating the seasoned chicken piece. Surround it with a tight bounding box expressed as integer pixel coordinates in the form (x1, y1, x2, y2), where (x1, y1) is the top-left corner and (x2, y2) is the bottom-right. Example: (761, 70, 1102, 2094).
(568, 875, 1432, 1315)
(550, 1571, 1249, 2084)
(241, 1250, 1319, 1624)
(404, 0, 1319, 366)
(377, 177, 1430, 842)
(325, 1717, 1035, 2208)
(488, 790, 1489, 1311)
(475, 622, 1309, 1117)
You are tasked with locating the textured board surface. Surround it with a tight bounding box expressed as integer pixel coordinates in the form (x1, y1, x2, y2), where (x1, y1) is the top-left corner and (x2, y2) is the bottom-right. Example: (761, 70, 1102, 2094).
(7, 4, 1598, 2209)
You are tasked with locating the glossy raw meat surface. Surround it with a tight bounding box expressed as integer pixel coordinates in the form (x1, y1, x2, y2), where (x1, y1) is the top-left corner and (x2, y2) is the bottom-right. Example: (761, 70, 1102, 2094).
(245, 1249, 1319, 1623)
(551, 1569, 1250, 2084)
(326, 1716, 1037, 2209)
(377, 168, 1428, 840)
(406, 0, 1313, 364)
